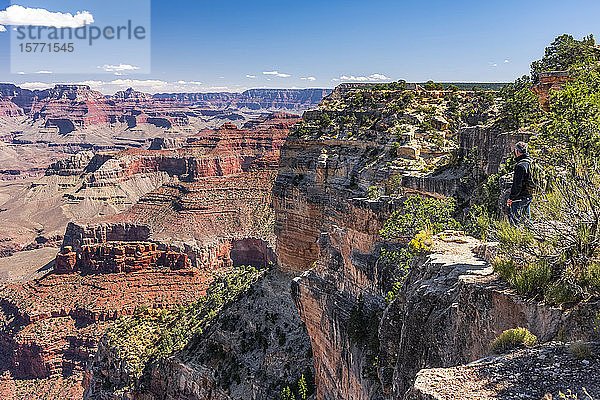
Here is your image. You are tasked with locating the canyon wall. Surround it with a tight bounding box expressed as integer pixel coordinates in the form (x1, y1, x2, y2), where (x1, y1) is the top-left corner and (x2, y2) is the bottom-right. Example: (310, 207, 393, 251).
(274, 84, 599, 399)
(0, 112, 303, 399)
(0, 244, 208, 399)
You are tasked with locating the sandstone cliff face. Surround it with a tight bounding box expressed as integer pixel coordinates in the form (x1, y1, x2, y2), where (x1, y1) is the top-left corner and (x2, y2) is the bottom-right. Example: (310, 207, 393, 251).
(0, 244, 208, 398)
(274, 85, 598, 399)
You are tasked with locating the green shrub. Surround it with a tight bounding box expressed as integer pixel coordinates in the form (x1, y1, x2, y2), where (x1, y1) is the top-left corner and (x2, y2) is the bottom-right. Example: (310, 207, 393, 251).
(380, 247, 414, 304)
(380, 196, 460, 239)
(583, 262, 600, 292)
(490, 327, 537, 353)
(493, 258, 517, 282)
(386, 174, 403, 196)
(513, 260, 551, 297)
(408, 229, 433, 254)
(498, 75, 544, 130)
(494, 220, 535, 250)
(106, 266, 262, 381)
(319, 113, 332, 129)
(463, 204, 493, 240)
(545, 281, 579, 305)
(423, 80, 444, 90)
(280, 386, 295, 400)
(366, 186, 379, 200)
(569, 341, 593, 360)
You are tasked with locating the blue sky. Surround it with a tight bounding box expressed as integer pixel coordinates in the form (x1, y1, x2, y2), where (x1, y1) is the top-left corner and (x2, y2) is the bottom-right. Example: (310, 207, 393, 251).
(0, 0, 598, 93)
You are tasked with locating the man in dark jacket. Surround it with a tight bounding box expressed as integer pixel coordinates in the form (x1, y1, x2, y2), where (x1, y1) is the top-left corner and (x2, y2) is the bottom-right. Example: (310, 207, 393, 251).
(507, 141, 534, 226)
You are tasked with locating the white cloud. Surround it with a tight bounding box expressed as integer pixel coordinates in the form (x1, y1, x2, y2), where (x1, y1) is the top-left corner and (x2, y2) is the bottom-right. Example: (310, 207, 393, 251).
(98, 64, 140, 72)
(36, 70, 52, 74)
(263, 70, 291, 78)
(0, 25, 6, 32)
(504, 59, 510, 63)
(176, 80, 202, 85)
(16, 79, 275, 95)
(72, 79, 240, 94)
(16, 71, 25, 75)
(246, 74, 256, 79)
(301, 76, 316, 81)
(19, 82, 53, 90)
(0, 5, 93, 28)
(337, 73, 390, 82)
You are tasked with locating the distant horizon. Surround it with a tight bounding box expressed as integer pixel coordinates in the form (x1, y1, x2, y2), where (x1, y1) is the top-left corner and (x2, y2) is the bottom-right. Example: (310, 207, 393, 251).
(0, 80, 512, 95)
(0, 1, 598, 95)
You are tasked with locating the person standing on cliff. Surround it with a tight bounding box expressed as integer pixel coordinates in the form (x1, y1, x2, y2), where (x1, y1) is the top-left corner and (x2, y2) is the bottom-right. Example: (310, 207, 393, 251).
(507, 141, 534, 227)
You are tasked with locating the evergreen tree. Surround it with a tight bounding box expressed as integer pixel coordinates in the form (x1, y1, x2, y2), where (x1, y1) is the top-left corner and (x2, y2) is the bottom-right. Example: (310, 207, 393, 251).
(281, 386, 295, 400)
(534, 65, 600, 167)
(530, 34, 598, 83)
(303, 366, 315, 396)
(298, 374, 308, 400)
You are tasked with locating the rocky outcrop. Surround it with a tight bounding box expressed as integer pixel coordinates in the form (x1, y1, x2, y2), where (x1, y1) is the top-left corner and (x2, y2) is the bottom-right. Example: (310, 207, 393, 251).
(61, 222, 152, 251)
(55, 242, 189, 274)
(84, 269, 314, 400)
(379, 234, 598, 397)
(0, 243, 209, 392)
(407, 342, 600, 399)
(45, 151, 96, 176)
(274, 84, 600, 400)
(531, 70, 571, 110)
(291, 199, 395, 400)
(153, 89, 332, 112)
(458, 125, 531, 175)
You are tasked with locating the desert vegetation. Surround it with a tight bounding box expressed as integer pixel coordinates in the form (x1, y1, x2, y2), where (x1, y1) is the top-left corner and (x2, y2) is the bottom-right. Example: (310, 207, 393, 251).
(460, 34, 600, 306)
(105, 266, 262, 381)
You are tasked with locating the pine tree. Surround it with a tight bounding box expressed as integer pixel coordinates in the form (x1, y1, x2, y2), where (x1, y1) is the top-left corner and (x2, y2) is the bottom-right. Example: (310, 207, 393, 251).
(303, 366, 315, 396)
(281, 386, 295, 400)
(298, 374, 308, 400)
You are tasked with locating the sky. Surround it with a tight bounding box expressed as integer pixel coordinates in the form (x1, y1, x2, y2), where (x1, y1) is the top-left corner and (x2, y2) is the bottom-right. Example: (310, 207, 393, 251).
(0, 0, 598, 94)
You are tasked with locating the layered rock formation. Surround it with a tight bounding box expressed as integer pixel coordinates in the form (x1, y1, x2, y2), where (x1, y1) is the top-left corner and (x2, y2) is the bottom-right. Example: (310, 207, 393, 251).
(93, 113, 301, 269)
(274, 85, 487, 273)
(273, 84, 599, 399)
(0, 245, 208, 398)
(55, 242, 189, 274)
(0, 113, 300, 261)
(153, 88, 332, 112)
(531, 71, 571, 110)
(0, 84, 329, 139)
(0, 111, 303, 399)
